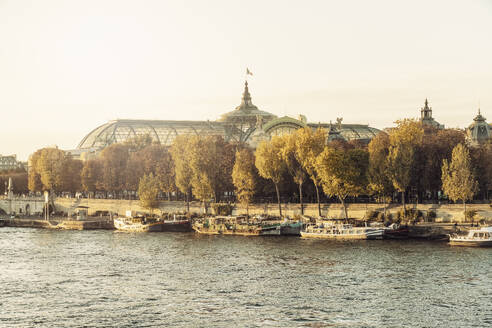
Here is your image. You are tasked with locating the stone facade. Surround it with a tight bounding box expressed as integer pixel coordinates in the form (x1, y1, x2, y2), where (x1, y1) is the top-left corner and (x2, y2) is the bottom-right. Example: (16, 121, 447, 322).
(0, 154, 24, 171)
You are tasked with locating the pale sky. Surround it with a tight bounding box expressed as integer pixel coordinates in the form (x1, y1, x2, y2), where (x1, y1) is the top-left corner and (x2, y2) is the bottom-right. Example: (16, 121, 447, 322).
(1, 0, 491, 160)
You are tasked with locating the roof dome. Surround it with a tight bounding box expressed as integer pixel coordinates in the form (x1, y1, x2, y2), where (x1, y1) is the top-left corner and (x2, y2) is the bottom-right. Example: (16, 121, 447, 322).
(77, 119, 226, 149)
(218, 81, 276, 123)
(467, 109, 491, 145)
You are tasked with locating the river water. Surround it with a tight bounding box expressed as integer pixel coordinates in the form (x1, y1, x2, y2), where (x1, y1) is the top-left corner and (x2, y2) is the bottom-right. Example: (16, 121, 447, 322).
(0, 227, 490, 328)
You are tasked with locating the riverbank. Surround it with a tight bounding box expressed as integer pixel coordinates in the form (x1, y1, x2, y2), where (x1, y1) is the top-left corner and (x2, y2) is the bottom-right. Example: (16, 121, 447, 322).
(0, 216, 478, 241)
(2, 197, 492, 223)
(53, 199, 492, 223)
(2, 217, 114, 230)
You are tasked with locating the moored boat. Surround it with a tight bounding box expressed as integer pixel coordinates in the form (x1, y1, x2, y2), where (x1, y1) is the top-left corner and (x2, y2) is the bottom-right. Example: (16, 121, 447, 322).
(260, 220, 303, 236)
(161, 215, 192, 232)
(113, 216, 163, 232)
(193, 216, 262, 236)
(383, 223, 409, 239)
(301, 222, 384, 240)
(448, 226, 492, 247)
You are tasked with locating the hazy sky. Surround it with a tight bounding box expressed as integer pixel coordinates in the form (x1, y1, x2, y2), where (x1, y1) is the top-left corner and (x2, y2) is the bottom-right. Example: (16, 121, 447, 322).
(1, 0, 491, 160)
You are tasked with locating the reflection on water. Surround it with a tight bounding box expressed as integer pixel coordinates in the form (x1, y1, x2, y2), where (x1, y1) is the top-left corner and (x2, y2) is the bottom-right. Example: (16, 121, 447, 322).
(0, 228, 491, 327)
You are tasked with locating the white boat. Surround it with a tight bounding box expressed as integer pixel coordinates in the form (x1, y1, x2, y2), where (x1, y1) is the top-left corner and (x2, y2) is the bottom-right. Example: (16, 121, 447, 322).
(449, 226, 492, 247)
(300, 223, 384, 240)
(113, 217, 163, 232)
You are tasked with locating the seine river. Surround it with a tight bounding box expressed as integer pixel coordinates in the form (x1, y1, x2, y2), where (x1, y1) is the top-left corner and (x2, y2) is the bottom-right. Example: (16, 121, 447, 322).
(1, 228, 491, 328)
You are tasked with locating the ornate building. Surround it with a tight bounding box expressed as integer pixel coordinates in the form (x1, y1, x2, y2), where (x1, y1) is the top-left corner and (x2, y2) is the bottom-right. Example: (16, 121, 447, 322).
(467, 108, 491, 146)
(420, 99, 444, 130)
(0, 154, 24, 171)
(75, 80, 381, 157)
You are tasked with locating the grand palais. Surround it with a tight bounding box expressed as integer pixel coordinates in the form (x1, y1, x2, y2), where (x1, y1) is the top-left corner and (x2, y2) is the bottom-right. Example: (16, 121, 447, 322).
(71, 80, 491, 160)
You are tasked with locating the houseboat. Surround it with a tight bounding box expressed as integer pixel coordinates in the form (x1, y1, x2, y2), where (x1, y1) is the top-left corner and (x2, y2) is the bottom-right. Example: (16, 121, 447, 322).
(448, 226, 492, 247)
(192, 216, 262, 236)
(301, 222, 384, 240)
(113, 216, 163, 232)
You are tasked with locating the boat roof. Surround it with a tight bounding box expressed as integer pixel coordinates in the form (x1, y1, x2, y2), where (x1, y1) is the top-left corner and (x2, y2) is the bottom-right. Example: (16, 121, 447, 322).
(480, 226, 492, 232)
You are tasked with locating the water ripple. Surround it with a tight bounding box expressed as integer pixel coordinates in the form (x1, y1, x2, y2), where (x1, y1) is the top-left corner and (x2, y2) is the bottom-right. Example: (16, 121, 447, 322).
(0, 228, 491, 327)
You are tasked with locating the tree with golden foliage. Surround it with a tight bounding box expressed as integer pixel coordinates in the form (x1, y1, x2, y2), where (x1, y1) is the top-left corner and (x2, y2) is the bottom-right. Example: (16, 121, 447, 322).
(368, 132, 394, 213)
(124, 134, 154, 152)
(100, 144, 129, 196)
(28, 149, 44, 192)
(170, 135, 194, 212)
(81, 159, 103, 195)
(232, 149, 256, 215)
(186, 136, 224, 212)
(442, 143, 478, 219)
(316, 147, 369, 220)
(294, 127, 326, 217)
(37, 147, 71, 193)
(387, 119, 424, 215)
(154, 148, 176, 201)
(281, 132, 307, 214)
(138, 173, 160, 214)
(470, 142, 492, 200)
(255, 136, 286, 217)
(126, 144, 176, 199)
(414, 128, 466, 202)
(61, 158, 83, 193)
(28, 148, 81, 195)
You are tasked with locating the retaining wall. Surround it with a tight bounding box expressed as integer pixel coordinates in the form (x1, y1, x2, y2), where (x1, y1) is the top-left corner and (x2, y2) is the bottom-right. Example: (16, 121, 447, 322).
(53, 198, 492, 222)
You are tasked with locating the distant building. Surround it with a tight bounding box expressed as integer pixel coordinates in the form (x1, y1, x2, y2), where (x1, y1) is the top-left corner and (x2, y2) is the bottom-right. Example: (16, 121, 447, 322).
(467, 108, 491, 146)
(72, 80, 381, 159)
(420, 99, 444, 130)
(0, 154, 24, 171)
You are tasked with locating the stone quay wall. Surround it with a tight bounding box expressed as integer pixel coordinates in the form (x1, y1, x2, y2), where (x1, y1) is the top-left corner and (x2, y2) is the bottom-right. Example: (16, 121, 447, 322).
(51, 198, 492, 223)
(2, 196, 491, 223)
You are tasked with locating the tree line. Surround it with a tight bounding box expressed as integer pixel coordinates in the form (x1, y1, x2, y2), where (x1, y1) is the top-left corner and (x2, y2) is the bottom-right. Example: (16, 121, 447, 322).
(24, 119, 492, 217)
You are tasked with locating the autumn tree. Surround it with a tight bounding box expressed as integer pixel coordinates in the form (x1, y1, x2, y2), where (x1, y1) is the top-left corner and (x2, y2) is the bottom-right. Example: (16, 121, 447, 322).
(37, 148, 71, 193)
(470, 142, 492, 200)
(316, 147, 369, 220)
(100, 144, 130, 197)
(28, 149, 43, 192)
(414, 128, 465, 201)
(187, 136, 218, 212)
(255, 136, 286, 217)
(212, 138, 236, 201)
(125, 152, 145, 192)
(232, 149, 256, 215)
(170, 135, 194, 212)
(154, 148, 176, 201)
(61, 158, 83, 193)
(124, 134, 154, 152)
(442, 143, 478, 219)
(281, 132, 307, 214)
(387, 119, 424, 215)
(368, 132, 394, 213)
(81, 159, 103, 195)
(138, 173, 160, 214)
(295, 127, 326, 216)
